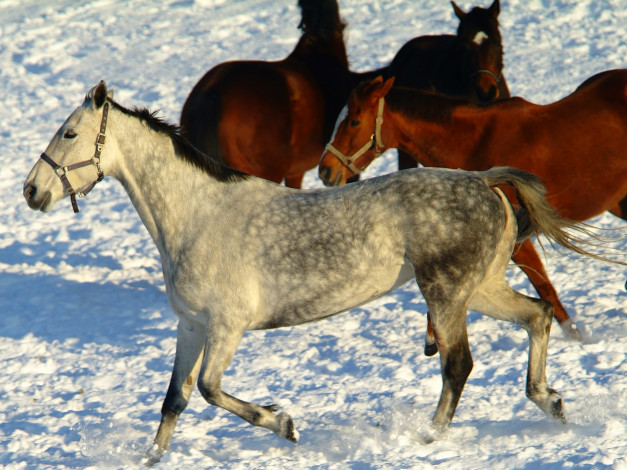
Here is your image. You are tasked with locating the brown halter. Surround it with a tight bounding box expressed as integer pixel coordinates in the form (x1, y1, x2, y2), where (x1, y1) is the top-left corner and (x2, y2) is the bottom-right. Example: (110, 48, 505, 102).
(39, 101, 109, 213)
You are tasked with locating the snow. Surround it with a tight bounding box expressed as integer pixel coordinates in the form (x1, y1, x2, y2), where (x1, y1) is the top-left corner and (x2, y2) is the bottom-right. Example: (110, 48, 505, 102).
(1, 0, 626, 468)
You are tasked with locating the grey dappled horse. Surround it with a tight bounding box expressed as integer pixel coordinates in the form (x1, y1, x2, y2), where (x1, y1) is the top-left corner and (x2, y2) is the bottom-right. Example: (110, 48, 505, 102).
(24, 82, 581, 463)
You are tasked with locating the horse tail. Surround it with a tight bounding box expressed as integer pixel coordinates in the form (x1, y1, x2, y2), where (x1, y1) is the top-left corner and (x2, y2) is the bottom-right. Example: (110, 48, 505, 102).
(480, 166, 625, 265)
(180, 89, 225, 164)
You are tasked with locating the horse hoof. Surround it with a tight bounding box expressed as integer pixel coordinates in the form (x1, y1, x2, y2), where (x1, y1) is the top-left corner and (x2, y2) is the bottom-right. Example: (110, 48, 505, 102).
(143, 445, 164, 467)
(550, 396, 567, 424)
(424, 342, 439, 357)
(559, 318, 584, 342)
(277, 412, 299, 443)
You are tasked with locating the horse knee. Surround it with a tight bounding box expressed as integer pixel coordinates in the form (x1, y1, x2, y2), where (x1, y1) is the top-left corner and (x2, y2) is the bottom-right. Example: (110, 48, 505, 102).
(529, 299, 555, 333)
(197, 378, 221, 407)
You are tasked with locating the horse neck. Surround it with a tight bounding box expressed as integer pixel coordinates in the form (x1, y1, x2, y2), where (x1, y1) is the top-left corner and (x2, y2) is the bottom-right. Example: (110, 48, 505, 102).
(384, 90, 492, 166)
(106, 110, 232, 260)
(289, 32, 352, 137)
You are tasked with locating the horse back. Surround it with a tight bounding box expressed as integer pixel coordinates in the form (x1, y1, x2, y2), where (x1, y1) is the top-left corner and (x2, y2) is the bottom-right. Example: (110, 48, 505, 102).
(389, 35, 456, 90)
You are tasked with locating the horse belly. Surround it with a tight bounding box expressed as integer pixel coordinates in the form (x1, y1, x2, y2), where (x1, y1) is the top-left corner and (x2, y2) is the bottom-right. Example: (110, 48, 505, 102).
(249, 257, 415, 330)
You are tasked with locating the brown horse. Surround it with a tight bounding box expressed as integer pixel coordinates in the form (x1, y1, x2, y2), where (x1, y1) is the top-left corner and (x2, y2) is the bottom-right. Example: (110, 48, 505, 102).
(383, 0, 510, 172)
(181, 0, 508, 188)
(180, 0, 352, 188)
(319, 71, 627, 348)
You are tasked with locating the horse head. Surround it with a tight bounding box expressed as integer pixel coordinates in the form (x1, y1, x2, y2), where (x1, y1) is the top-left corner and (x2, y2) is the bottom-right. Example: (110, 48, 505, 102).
(24, 81, 113, 213)
(319, 76, 395, 186)
(452, 0, 504, 102)
(295, 0, 348, 66)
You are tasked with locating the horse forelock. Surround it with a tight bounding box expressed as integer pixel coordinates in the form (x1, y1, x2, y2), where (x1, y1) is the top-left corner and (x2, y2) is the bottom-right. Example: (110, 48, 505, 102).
(457, 6, 502, 47)
(109, 100, 248, 183)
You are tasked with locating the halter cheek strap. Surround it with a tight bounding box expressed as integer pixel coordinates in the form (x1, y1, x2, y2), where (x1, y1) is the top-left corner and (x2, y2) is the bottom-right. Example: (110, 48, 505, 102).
(325, 97, 385, 175)
(40, 101, 109, 213)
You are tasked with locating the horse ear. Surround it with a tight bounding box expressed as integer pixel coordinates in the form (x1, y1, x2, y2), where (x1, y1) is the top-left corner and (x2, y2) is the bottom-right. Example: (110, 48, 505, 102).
(92, 80, 108, 109)
(380, 76, 395, 97)
(451, 1, 466, 19)
(489, 0, 500, 18)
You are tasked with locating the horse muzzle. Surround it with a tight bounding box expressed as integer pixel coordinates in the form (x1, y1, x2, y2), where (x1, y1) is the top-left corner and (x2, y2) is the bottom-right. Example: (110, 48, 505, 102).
(24, 183, 53, 212)
(318, 164, 344, 187)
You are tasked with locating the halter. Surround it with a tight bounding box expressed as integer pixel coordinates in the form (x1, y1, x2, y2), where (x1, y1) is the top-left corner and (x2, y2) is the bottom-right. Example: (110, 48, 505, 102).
(40, 101, 109, 213)
(469, 69, 502, 96)
(324, 97, 385, 175)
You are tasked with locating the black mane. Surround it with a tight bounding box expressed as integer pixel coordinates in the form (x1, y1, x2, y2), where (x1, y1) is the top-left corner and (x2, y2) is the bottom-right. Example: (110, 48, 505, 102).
(110, 100, 248, 182)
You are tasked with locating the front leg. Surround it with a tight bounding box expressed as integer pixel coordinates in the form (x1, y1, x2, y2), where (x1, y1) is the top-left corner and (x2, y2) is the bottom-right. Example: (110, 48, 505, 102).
(145, 318, 205, 466)
(196, 320, 299, 443)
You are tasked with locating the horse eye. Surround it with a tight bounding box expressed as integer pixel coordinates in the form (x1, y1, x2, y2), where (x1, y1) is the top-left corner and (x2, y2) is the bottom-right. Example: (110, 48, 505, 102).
(64, 130, 77, 139)
(349, 120, 361, 127)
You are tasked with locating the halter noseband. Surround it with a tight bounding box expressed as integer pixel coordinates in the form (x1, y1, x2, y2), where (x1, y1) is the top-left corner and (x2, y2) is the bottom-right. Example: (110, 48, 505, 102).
(325, 97, 385, 175)
(469, 69, 502, 96)
(40, 101, 109, 213)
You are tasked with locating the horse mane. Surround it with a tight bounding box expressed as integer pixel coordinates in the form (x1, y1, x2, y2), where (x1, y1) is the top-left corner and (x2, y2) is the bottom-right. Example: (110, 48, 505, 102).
(298, 0, 345, 39)
(385, 87, 474, 124)
(110, 100, 248, 182)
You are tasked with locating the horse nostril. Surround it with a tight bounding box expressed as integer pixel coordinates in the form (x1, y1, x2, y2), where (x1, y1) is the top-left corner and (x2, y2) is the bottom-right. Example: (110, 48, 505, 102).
(319, 166, 330, 184)
(24, 184, 35, 201)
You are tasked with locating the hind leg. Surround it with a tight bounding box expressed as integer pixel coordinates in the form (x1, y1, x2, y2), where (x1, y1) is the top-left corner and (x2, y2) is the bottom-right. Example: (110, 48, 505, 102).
(513, 240, 582, 341)
(427, 301, 474, 429)
(469, 282, 566, 423)
(398, 149, 418, 171)
(196, 320, 299, 443)
(608, 195, 627, 221)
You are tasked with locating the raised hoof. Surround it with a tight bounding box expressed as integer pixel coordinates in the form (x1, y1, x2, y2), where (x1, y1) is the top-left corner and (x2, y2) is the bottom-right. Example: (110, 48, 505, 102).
(276, 411, 299, 443)
(424, 341, 439, 357)
(558, 318, 584, 342)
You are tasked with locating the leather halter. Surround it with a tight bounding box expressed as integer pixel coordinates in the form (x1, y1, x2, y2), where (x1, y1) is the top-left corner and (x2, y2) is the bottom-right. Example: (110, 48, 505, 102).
(469, 69, 502, 97)
(40, 101, 109, 213)
(324, 97, 385, 175)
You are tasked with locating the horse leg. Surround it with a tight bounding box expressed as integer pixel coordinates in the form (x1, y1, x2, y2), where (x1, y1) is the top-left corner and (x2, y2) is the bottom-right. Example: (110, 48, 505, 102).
(425, 236, 581, 356)
(284, 173, 304, 189)
(397, 149, 417, 171)
(426, 300, 473, 431)
(196, 321, 299, 443)
(513, 240, 583, 341)
(147, 318, 205, 465)
(469, 282, 566, 423)
(609, 196, 627, 291)
(608, 195, 627, 221)
(424, 311, 438, 356)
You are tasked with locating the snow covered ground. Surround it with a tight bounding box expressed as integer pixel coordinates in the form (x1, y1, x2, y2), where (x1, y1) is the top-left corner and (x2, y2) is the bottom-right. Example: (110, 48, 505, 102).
(1, 0, 626, 468)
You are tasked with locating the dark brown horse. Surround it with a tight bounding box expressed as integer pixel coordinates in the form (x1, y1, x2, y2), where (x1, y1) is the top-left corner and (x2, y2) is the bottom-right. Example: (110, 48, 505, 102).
(382, 0, 510, 172)
(180, 0, 352, 188)
(319, 71, 627, 348)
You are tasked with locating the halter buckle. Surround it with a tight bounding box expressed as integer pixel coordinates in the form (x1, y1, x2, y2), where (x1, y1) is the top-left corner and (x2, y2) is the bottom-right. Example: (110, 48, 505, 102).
(95, 133, 106, 152)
